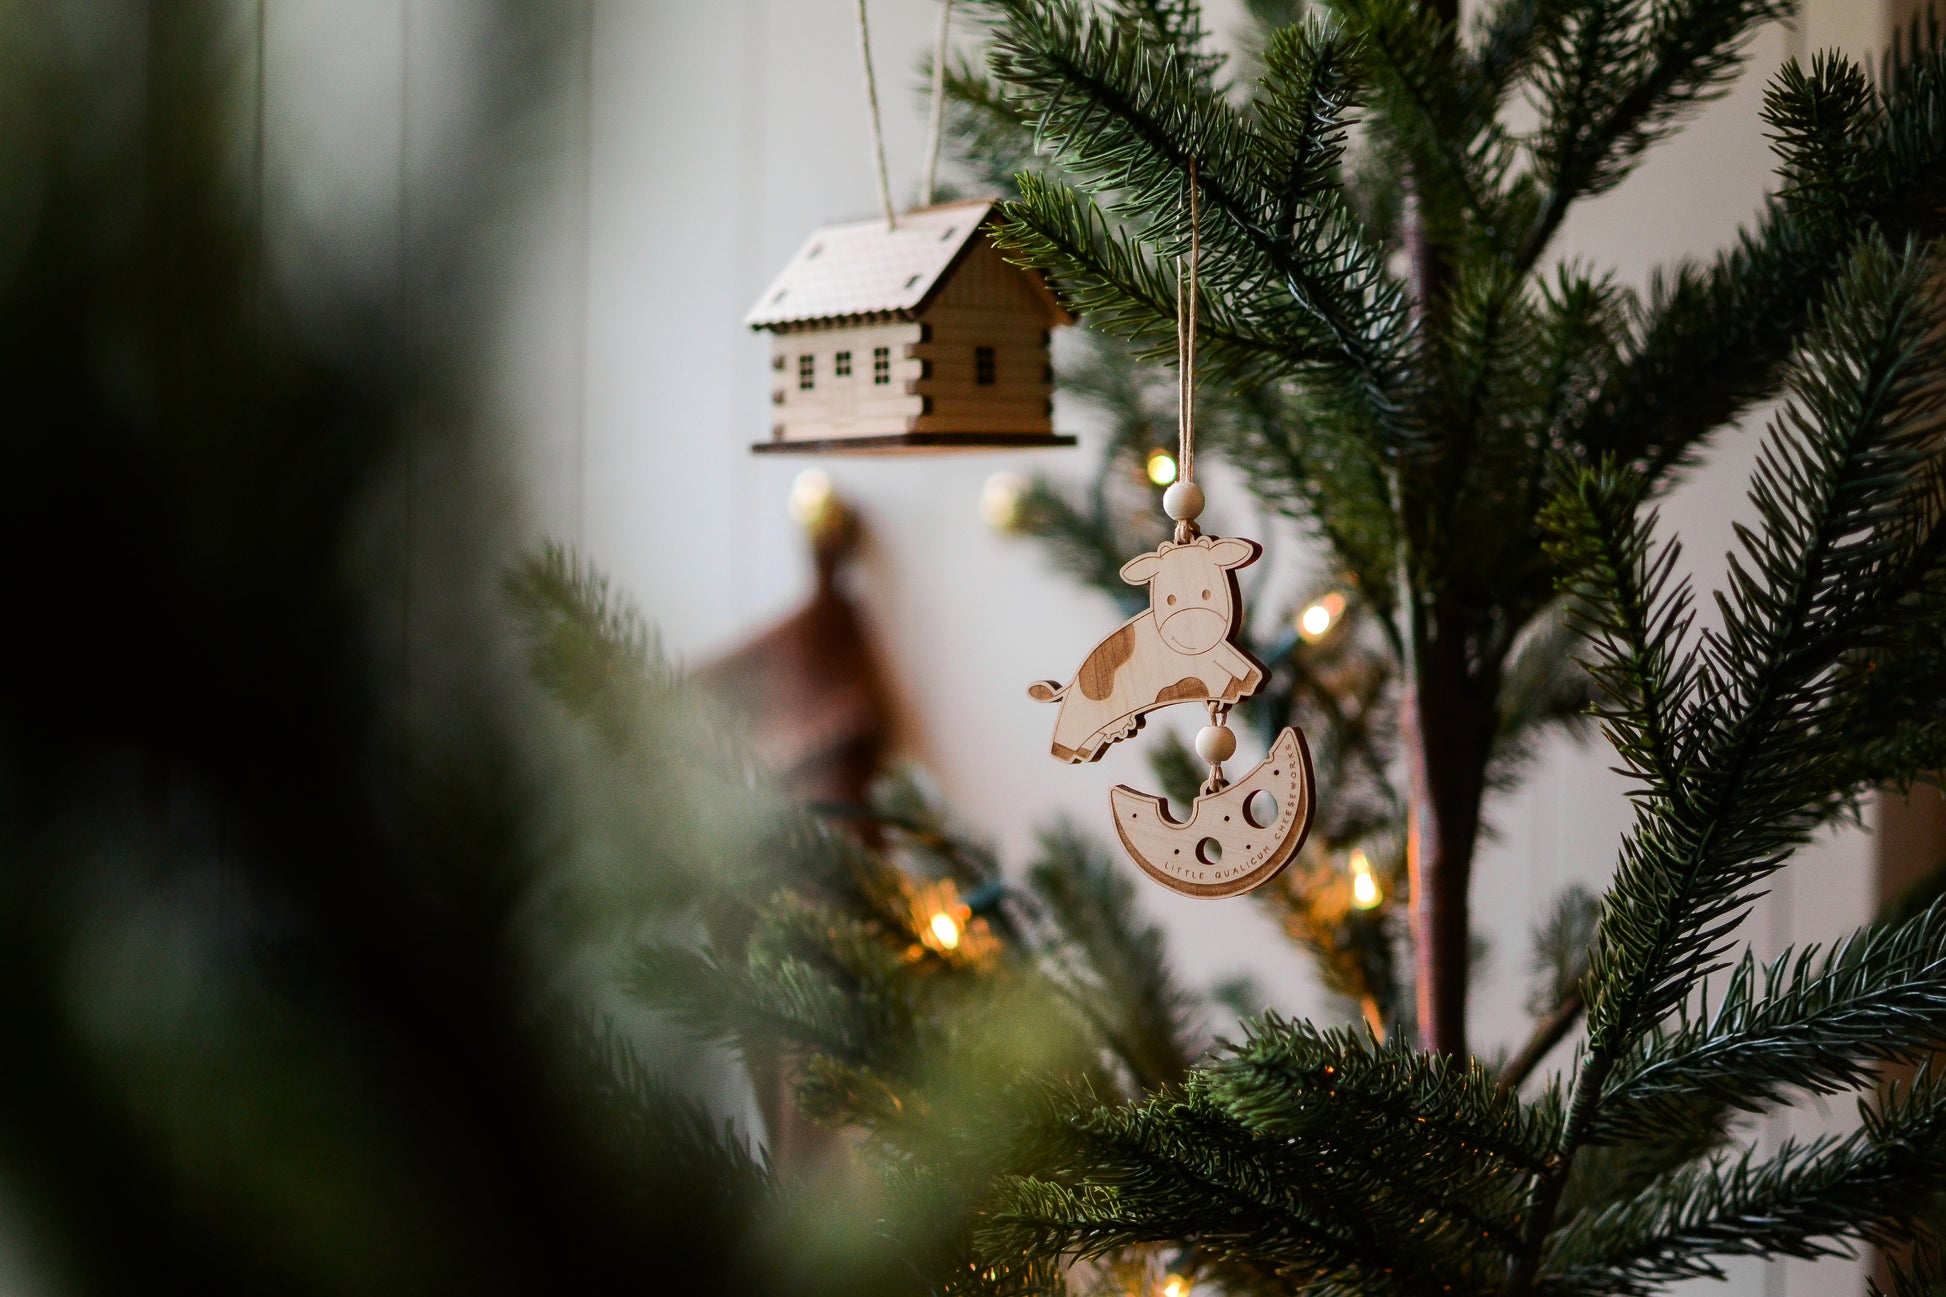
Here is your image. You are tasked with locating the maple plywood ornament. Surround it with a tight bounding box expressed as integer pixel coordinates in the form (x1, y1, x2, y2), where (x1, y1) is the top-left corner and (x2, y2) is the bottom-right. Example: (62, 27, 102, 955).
(1027, 171, 1315, 899)
(745, 0, 1074, 455)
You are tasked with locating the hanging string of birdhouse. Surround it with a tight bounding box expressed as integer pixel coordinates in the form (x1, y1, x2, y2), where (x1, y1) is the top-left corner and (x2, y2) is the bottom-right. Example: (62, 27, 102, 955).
(1026, 164, 1317, 899)
(856, 0, 957, 227)
(853, 0, 897, 230)
(921, 0, 954, 207)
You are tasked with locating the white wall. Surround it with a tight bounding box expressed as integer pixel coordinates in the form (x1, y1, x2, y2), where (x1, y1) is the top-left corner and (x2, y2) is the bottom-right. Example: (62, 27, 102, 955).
(262, 2, 1897, 1293)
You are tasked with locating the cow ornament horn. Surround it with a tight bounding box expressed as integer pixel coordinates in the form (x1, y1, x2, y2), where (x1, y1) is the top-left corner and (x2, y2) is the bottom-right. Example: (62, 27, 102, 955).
(1025, 162, 1313, 899)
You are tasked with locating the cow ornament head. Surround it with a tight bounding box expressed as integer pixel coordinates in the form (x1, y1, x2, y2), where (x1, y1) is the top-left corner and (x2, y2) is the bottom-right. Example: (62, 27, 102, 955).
(1120, 536, 1260, 654)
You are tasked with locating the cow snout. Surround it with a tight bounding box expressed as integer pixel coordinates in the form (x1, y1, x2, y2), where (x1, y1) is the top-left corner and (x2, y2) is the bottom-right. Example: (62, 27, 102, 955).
(1158, 606, 1227, 653)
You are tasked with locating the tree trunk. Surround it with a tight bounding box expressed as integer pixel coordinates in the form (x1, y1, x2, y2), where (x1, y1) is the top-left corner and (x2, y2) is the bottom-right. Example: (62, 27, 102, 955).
(1403, 609, 1497, 1057)
(1400, 0, 1473, 1057)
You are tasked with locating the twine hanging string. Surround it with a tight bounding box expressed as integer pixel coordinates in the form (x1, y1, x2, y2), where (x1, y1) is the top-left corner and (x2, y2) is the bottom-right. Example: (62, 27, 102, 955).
(920, 0, 954, 207)
(1175, 159, 1202, 545)
(855, 0, 897, 230)
(1179, 162, 1231, 795)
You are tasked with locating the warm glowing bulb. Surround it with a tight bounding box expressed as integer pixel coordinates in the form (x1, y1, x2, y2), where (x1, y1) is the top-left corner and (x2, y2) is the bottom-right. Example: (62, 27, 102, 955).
(980, 472, 1027, 531)
(929, 911, 962, 950)
(788, 469, 834, 527)
(1298, 592, 1346, 642)
(1162, 1277, 1190, 1297)
(1146, 449, 1178, 487)
(1349, 849, 1381, 909)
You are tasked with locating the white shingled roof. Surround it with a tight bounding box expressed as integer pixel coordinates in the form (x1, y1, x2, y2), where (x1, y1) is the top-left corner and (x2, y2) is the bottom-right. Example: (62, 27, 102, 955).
(745, 199, 1001, 330)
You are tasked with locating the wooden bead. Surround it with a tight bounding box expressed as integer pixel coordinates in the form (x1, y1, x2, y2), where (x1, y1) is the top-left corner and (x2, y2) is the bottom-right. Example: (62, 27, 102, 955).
(1195, 723, 1237, 764)
(1162, 480, 1205, 522)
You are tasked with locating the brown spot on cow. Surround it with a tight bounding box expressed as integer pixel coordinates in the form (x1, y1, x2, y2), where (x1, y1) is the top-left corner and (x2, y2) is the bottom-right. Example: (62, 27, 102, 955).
(1154, 677, 1208, 706)
(1078, 624, 1139, 700)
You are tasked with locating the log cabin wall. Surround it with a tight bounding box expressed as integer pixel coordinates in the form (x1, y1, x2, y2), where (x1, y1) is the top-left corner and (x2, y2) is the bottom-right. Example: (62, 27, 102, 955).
(911, 243, 1055, 436)
(768, 321, 925, 440)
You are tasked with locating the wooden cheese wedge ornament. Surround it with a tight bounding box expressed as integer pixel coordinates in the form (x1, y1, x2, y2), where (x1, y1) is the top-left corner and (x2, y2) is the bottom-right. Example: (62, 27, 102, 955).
(1110, 727, 1315, 898)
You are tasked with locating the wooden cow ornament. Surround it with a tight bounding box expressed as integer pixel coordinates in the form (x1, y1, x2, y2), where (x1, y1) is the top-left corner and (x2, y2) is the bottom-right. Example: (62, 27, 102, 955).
(1028, 524, 1315, 899)
(1027, 535, 1266, 763)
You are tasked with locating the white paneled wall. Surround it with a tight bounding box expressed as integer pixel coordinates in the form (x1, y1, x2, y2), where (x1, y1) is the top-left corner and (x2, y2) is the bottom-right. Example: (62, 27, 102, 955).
(265, 3, 1896, 1293)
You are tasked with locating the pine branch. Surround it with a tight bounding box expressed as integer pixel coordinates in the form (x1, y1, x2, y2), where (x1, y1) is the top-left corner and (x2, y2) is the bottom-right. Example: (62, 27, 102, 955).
(1595, 903, 1946, 1140)
(1872, 1247, 1946, 1297)
(1325, 0, 1518, 258)
(504, 539, 672, 739)
(1007, 472, 1150, 615)
(1539, 472, 1699, 815)
(982, 1073, 1514, 1293)
(1028, 824, 1199, 1091)
(1448, 266, 1636, 631)
(1487, 598, 1598, 790)
(979, 0, 1417, 448)
(561, 1011, 776, 1210)
(1511, 232, 1946, 1294)
(1500, 886, 1599, 1092)
(1572, 235, 1946, 1056)
(1573, 42, 1946, 479)
(1539, 1076, 1946, 1294)
(1467, 0, 1572, 105)
(626, 897, 930, 1078)
(1215, 380, 1401, 616)
(1520, 0, 1791, 268)
(994, 174, 1321, 384)
(940, 54, 1045, 197)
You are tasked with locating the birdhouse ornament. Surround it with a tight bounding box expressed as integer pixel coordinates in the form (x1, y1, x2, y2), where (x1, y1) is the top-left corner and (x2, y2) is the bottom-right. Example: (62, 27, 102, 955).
(743, 0, 1074, 455)
(1027, 173, 1315, 898)
(747, 200, 1075, 453)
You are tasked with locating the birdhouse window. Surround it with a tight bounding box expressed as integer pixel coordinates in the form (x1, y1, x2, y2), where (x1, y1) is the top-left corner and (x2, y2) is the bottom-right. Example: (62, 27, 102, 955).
(798, 354, 815, 390)
(835, 350, 853, 377)
(872, 347, 891, 385)
(975, 346, 997, 386)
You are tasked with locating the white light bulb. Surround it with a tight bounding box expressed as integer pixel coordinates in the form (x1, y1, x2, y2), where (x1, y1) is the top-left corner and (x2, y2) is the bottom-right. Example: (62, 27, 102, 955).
(1349, 849, 1381, 910)
(929, 911, 962, 950)
(788, 469, 834, 527)
(1298, 592, 1346, 642)
(980, 472, 1027, 531)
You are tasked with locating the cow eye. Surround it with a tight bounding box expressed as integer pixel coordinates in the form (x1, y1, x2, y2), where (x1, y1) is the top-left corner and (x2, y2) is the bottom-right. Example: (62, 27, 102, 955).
(1201, 589, 1211, 600)
(1166, 594, 1176, 605)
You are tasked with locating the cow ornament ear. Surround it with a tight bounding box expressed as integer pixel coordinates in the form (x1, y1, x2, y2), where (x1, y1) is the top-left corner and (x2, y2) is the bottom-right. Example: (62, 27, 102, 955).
(1119, 550, 1165, 585)
(1205, 536, 1261, 570)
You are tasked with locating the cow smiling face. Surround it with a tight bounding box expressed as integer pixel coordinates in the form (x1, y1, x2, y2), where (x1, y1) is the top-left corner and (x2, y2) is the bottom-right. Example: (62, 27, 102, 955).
(1120, 536, 1260, 655)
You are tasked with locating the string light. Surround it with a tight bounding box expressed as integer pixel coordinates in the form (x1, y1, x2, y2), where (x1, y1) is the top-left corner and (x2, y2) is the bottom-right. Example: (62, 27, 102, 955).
(1146, 449, 1178, 487)
(980, 472, 1027, 531)
(1349, 849, 1382, 909)
(788, 469, 835, 527)
(1298, 591, 1346, 641)
(1161, 1276, 1191, 1297)
(929, 910, 962, 950)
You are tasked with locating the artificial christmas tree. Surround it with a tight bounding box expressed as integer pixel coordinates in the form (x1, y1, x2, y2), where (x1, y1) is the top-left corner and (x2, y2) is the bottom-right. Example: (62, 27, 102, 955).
(570, 1, 1946, 1294)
